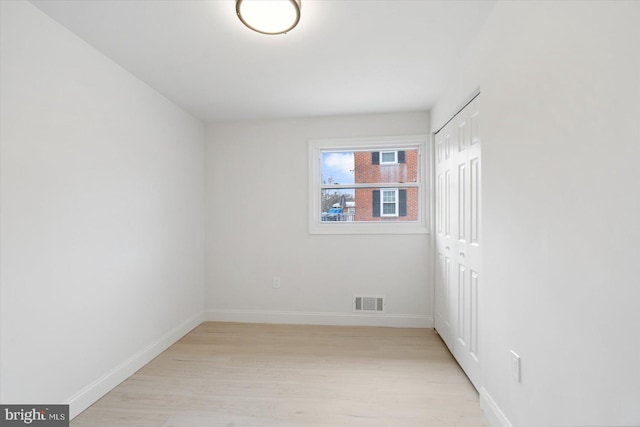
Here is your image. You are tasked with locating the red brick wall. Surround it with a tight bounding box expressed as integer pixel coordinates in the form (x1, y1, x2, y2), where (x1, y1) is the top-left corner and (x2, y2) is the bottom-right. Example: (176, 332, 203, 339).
(354, 150, 418, 184)
(355, 187, 418, 221)
(354, 150, 419, 222)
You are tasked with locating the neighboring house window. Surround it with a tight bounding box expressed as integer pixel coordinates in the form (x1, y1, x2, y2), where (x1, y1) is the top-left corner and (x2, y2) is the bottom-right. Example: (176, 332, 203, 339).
(382, 189, 397, 215)
(373, 188, 407, 217)
(372, 151, 406, 165)
(309, 135, 428, 234)
(381, 151, 397, 164)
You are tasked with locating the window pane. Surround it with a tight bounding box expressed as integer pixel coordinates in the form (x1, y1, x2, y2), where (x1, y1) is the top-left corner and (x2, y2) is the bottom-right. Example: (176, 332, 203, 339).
(354, 149, 418, 184)
(320, 187, 418, 222)
(382, 203, 396, 215)
(321, 189, 355, 221)
(321, 152, 354, 185)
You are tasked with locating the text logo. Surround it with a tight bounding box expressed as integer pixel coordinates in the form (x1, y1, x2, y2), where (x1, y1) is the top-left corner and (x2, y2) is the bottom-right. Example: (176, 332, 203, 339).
(0, 405, 68, 426)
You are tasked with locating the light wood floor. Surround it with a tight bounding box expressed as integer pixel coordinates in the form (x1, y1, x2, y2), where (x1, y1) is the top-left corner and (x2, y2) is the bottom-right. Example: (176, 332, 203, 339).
(71, 322, 489, 427)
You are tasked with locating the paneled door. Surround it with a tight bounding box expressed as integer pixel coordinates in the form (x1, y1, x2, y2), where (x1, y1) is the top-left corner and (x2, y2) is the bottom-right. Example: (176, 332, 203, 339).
(434, 123, 455, 352)
(434, 95, 482, 390)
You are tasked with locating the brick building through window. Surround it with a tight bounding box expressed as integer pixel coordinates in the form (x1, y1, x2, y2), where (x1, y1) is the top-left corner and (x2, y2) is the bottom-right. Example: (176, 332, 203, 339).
(354, 150, 419, 221)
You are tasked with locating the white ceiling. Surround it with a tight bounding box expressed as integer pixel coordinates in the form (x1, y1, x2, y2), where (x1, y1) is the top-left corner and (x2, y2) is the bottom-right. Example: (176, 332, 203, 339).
(29, 0, 495, 123)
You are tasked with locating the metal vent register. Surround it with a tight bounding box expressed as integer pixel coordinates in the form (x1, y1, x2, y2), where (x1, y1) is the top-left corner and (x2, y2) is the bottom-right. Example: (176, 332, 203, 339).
(354, 296, 384, 313)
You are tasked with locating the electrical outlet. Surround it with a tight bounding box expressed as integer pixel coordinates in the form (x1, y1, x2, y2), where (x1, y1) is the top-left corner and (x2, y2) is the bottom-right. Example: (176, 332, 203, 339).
(510, 350, 521, 383)
(272, 276, 281, 289)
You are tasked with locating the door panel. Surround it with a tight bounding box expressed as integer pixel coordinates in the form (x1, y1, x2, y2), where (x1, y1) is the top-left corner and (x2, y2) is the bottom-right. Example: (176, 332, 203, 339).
(470, 269, 479, 362)
(458, 163, 466, 242)
(434, 96, 481, 390)
(470, 157, 480, 245)
(457, 262, 466, 347)
(434, 129, 455, 352)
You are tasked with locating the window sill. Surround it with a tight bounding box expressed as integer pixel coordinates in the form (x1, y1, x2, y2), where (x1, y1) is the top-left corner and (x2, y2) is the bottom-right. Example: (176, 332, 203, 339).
(309, 221, 429, 235)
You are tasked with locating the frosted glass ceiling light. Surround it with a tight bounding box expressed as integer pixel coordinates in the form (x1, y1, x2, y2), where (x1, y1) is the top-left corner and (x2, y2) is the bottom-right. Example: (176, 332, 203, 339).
(236, 0, 301, 35)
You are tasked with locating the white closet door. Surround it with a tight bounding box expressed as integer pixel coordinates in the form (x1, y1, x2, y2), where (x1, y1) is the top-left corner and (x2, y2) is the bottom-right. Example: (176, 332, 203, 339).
(434, 127, 455, 352)
(434, 96, 481, 389)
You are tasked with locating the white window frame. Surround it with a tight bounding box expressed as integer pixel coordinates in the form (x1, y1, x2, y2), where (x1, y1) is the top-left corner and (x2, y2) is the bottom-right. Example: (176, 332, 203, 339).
(381, 188, 399, 217)
(380, 150, 398, 165)
(309, 135, 429, 235)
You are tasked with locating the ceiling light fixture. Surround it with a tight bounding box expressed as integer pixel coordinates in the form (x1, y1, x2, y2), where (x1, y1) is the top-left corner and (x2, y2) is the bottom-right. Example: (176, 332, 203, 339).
(236, 0, 301, 35)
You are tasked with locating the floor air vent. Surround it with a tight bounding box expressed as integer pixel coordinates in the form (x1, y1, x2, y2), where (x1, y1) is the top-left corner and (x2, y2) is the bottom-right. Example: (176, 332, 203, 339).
(354, 295, 384, 313)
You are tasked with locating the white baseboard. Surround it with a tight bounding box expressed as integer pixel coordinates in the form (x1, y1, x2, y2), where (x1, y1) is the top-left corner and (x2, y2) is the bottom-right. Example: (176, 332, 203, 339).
(204, 309, 433, 328)
(480, 387, 513, 427)
(65, 311, 204, 419)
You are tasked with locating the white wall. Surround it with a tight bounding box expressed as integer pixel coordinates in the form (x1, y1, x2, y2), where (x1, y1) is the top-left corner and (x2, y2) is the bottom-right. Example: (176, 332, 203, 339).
(0, 1, 206, 417)
(206, 113, 431, 327)
(432, 2, 640, 426)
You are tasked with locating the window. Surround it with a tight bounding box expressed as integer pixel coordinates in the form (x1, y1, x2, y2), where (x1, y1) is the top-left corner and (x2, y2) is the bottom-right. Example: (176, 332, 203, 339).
(372, 188, 410, 218)
(309, 135, 429, 234)
(382, 189, 397, 215)
(380, 151, 397, 164)
(373, 150, 407, 165)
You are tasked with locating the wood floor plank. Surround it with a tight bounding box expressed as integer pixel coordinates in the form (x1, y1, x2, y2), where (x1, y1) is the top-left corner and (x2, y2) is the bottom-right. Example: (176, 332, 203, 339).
(71, 322, 489, 427)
